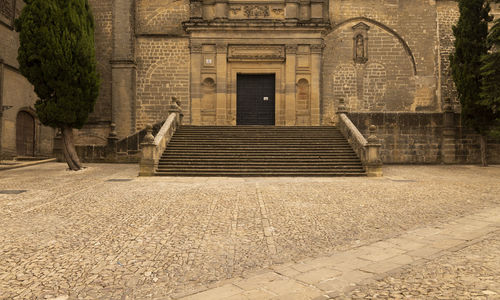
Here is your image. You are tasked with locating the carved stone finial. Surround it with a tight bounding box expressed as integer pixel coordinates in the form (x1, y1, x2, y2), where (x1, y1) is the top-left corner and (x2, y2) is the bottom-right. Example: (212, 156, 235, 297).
(172, 96, 181, 107)
(109, 123, 117, 138)
(367, 125, 379, 144)
(337, 98, 348, 114)
(143, 125, 155, 144)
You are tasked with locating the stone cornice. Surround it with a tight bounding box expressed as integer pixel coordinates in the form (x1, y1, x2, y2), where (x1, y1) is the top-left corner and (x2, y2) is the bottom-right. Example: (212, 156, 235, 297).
(183, 19, 330, 33)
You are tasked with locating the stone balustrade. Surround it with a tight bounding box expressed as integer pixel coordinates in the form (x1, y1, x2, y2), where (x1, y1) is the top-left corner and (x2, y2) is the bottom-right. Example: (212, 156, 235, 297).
(337, 99, 382, 177)
(139, 98, 183, 176)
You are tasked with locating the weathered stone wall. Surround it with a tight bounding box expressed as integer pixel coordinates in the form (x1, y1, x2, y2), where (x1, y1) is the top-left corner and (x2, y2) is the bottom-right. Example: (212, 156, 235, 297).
(323, 0, 439, 124)
(87, 0, 113, 124)
(0, 1, 54, 158)
(436, 0, 459, 107)
(135, 37, 190, 131)
(136, 0, 189, 35)
(348, 112, 500, 164)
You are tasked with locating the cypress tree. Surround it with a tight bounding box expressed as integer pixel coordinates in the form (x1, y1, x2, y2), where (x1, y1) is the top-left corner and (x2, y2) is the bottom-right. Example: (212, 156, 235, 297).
(450, 0, 493, 166)
(15, 0, 99, 170)
(480, 16, 500, 139)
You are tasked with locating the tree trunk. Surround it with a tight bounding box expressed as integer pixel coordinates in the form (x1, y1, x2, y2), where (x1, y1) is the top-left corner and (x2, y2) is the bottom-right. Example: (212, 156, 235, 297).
(61, 125, 83, 171)
(480, 134, 488, 167)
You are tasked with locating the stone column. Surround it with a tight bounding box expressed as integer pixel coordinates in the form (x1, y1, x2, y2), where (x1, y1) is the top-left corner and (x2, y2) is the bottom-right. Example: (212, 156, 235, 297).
(365, 125, 383, 177)
(214, 0, 228, 19)
(112, 0, 136, 138)
(216, 43, 228, 125)
(441, 98, 456, 164)
(190, 43, 203, 125)
(310, 44, 323, 125)
(285, 0, 299, 20)
(285, 45, 297, 126)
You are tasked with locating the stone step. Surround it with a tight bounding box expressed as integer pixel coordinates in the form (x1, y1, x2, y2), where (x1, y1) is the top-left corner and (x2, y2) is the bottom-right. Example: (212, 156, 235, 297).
(157, 126, 365, 176)
(155, 171, 366, 177)
(158, 162, 363, 168)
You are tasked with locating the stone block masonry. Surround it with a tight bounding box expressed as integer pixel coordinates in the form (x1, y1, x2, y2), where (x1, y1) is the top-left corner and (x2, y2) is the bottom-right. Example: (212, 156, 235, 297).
(135, 37, 190, 131)
(348, 112, 500, 164)
(437, 0, 460, 107)
(87, 0, 113, 124)
(136, 0, 190, 36)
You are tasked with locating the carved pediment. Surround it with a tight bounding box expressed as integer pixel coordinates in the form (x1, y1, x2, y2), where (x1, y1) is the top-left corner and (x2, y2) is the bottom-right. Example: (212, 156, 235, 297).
(228, 45, 285, 62)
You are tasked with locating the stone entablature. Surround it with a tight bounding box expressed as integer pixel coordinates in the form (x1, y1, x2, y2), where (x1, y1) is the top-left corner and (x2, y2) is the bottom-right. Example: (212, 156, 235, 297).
(188, 0, 327, 23)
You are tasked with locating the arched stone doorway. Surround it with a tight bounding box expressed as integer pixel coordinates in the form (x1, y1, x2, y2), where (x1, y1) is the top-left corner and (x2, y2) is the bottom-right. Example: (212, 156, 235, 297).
(16, 111, 35, 156)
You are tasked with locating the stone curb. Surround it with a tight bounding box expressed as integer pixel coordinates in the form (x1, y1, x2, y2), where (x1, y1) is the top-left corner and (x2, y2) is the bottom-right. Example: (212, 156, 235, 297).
(177, 206, 500, 300)
(0, 158, 57, 171)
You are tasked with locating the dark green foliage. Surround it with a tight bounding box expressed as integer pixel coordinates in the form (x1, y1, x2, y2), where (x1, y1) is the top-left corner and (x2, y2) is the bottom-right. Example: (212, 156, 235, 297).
(15, 0, 99, 129)
(480, 17, 500, 138)
(450, 0, 493, 135)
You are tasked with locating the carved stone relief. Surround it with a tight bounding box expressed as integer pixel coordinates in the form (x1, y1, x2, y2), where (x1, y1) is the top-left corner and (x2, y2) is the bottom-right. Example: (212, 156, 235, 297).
(244, 5, 270, 18)
(228, 45, 285, 62)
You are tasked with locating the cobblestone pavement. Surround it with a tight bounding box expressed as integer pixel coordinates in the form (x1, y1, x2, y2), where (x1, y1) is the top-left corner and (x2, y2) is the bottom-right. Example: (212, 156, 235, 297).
(0, 163, 499, 299)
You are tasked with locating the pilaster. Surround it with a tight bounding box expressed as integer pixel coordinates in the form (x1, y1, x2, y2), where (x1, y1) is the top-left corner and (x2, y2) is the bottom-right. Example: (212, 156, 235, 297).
(285, 45, 297, 126)
(190, 43, 203, 125)
(216, 43, 228, 125)
(112, 0, 136, 137)
(310, 44, 323, 125)
(441, 99, 456, 164)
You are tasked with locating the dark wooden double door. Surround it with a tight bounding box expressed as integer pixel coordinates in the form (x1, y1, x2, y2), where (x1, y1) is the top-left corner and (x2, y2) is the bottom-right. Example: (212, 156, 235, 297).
(237, 74, 275, 125)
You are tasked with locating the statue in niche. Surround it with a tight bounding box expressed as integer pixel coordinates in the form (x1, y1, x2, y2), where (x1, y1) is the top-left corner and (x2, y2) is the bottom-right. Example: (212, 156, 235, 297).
(356, 35, 364, 59)
(354, 34, 368, 63)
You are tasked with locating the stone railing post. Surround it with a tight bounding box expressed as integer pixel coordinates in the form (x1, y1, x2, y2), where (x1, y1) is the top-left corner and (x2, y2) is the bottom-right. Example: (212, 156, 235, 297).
(441, 98, 456, 164)
(106, 123, 119, 157)
(336, 98, 348, 114)
(168, 97, 184, 126)
(364, 125, 383, 177)
(53, 129, 64, 162)
(139, 125, 157, 176)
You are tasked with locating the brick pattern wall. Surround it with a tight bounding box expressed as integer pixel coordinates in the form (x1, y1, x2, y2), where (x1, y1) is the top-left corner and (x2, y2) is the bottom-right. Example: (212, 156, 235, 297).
(136, 0, 189, 35)
(135, 37, 190, 131)
(437, 0, 459, 106)
(88, 0, 113, 123)
(323, 22, 416, 122)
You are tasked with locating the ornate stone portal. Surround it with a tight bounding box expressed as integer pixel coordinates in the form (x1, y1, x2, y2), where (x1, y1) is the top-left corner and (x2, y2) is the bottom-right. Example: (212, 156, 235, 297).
(184, 0, 328, 126)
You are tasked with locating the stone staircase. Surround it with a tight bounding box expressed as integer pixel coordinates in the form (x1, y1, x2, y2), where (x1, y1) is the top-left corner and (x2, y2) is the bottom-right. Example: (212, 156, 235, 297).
(156, 126, 366, 176)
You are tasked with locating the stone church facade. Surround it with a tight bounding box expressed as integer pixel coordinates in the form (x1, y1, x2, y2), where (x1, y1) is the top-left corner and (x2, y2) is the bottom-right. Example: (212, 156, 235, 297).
(1, 0, 499, 163)
(80, 0, 499, 139)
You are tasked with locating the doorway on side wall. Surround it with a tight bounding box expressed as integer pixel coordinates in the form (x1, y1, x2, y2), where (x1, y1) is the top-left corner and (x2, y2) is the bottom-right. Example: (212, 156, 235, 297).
(16, 111, 35, 156)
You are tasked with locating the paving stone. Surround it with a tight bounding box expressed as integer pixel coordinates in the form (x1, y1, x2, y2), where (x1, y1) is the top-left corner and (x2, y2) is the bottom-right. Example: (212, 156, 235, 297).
(406, 246, 442, 258)
(182, 284, 243, 300)
(259, 279, 322, 297)
(294, 268, 343, 285)
(356, 246, 405, 262)
(233, 272, 283, 291)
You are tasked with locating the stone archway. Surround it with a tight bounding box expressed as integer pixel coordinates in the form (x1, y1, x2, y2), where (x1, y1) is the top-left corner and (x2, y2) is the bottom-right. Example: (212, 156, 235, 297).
(16, 111, 35, 156)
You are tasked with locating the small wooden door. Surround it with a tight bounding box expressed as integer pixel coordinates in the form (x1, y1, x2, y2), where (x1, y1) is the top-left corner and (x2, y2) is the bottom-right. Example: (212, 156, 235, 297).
(16, 111, 35, 156)
(237, 74, 275, 125)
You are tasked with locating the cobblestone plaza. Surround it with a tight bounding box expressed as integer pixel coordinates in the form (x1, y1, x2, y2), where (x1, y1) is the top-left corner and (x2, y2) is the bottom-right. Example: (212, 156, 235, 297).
(0, 163, 499, 299)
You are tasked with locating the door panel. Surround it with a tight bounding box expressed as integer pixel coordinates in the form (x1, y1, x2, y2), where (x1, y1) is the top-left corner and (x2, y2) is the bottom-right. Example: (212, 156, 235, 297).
(16, 111, 35, 156)
(237, 74, 275, 125)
